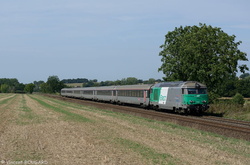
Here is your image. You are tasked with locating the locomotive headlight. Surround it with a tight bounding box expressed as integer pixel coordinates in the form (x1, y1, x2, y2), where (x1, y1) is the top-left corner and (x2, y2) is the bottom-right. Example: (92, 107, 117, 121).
(202, 100, 207, 103)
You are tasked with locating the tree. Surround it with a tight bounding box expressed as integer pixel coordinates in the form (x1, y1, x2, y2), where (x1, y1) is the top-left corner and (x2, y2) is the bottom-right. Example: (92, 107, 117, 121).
(15, 83, 25, 93)
(83, 79, 99, 87)
(239, 73, 250, 79)
(33, 81, 45, 92)
(159, 23, 248, 94)
(0, 78, 20, 93)
(121, 77, 138, 85)
(40, 83, 49, 93)
(24, 83, 35, 94)
(147, 78, 156, 84)
(236, 77, 250, 97)
(39, 76, 65, 93)
(0, 84, 10, 93)
(46, 76, 65, 93)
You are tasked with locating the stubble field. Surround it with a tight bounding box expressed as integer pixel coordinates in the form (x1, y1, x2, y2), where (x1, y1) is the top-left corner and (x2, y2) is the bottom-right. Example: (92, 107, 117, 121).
(0, 94, 249, 165)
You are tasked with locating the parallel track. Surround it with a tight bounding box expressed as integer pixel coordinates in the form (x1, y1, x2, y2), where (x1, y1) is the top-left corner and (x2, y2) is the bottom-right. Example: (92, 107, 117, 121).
(43, 94, 250, 141)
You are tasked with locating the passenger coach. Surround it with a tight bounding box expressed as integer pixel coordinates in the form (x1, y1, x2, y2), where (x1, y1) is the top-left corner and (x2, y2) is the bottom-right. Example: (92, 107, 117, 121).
(61, 84, 153, 107)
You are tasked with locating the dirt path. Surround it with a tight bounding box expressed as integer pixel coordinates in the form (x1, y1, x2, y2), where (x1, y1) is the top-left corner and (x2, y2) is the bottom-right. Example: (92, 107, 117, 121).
(0, 94, 249, 165)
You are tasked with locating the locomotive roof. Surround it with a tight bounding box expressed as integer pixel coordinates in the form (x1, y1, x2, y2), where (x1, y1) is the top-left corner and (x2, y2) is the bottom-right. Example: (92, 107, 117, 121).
(153, 81, 206, 88)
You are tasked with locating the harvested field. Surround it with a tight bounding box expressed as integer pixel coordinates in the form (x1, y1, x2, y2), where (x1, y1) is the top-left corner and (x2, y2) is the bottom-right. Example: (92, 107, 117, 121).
(0, 94, 249, 165)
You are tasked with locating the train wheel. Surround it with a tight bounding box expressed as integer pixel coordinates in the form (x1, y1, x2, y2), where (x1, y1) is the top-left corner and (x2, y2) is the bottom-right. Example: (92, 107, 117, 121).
(184, 109, 187, 115)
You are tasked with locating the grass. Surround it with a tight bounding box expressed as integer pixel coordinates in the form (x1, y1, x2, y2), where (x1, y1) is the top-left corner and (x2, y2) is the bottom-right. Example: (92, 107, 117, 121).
(16, 95, 43, 125)
(29, 95, 92, 123)
(11, 149, 44, 162)
(117, 114, 250, 157)
(207, 101, 250, 121)
(0, 94, 16, 105)
(115, 138, 179, 165)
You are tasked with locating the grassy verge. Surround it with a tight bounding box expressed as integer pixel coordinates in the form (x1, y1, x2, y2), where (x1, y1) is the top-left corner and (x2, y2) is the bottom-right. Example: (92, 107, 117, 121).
(207, 101, 250, 121)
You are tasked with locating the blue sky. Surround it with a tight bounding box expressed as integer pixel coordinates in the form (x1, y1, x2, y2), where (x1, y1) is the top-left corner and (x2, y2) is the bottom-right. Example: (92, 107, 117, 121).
(1, 0, 250, 83)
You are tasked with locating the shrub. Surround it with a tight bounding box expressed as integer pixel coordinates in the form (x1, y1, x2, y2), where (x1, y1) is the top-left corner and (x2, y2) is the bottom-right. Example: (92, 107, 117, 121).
(232, 93, 245, 105)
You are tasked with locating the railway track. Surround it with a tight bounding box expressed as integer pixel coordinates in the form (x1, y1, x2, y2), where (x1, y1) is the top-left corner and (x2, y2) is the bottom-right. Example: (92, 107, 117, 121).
(43, 94, 250, 141)
(201, 116, 250, 127)
(108, 105, 250, 140)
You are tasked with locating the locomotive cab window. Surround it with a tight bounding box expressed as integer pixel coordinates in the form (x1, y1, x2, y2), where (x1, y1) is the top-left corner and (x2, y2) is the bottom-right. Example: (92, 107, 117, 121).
(198, 89, 207, 94)
(183, 88, 207, 94)
(188, 88, 196, 94)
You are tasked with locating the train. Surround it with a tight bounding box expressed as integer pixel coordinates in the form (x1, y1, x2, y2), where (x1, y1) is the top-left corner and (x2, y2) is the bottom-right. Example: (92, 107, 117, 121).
(61, 81, 209, 114)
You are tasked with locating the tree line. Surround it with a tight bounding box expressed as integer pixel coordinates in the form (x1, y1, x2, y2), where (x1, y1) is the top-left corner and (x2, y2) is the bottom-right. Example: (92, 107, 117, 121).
(0, 78, 31, 93)
(0, 77, 63, 94)
(62, 77, 162, 87)
(2, 75, 250, 99)
(0, 76, 162, 94)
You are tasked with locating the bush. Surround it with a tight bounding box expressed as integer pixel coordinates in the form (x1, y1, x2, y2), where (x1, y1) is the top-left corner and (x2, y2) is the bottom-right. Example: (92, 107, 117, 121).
(232, 93, 245, 105)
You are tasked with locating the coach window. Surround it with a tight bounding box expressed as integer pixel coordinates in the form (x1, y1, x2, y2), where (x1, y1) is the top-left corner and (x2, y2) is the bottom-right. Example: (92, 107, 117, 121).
(139, 91, 142, 97)
(83, 90, 93, 95)
(113, 90, 116, 96)
(74, 91, 80, 94)
(132, 91, 136, 97)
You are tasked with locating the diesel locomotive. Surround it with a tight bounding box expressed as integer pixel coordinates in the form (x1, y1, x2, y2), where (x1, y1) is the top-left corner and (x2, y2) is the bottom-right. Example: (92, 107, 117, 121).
(61, 81, 209, 114)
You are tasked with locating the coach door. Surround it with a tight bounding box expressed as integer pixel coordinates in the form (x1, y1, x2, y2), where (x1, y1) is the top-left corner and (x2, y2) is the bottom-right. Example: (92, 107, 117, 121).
(143, 90, 147, 103)
(112, 90, 117, 102)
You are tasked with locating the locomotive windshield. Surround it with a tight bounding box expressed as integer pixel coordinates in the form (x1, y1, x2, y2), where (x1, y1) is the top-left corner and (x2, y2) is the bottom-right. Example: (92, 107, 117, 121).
(183, 88, 207, 94)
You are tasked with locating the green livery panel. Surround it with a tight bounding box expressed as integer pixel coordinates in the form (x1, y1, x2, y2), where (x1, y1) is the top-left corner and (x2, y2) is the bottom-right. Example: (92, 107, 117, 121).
(183, 94, 208, 105)
(150, 87, 161, 102)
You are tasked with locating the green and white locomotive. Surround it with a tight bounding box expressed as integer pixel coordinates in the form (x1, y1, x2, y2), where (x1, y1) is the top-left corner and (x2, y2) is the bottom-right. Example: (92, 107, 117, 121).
(150, 81, 209, 114)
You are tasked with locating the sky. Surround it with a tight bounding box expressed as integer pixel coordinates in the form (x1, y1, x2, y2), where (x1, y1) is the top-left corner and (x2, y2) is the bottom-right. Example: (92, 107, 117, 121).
(0, 0, 250, 84)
